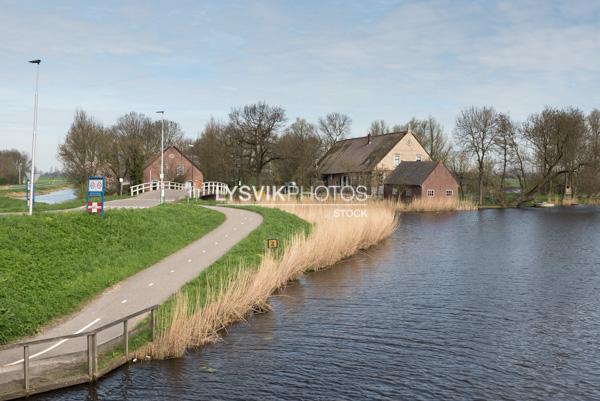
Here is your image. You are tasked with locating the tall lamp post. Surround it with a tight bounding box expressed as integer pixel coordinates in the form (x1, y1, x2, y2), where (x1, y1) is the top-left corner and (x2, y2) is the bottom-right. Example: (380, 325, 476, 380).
(156, 110, 165, 205)
(28, 59, 41, 216)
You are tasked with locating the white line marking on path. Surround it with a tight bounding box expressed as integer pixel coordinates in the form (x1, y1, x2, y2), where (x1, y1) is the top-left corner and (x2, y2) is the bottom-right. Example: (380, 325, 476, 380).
(225, 234, 228, 238)
(148, 282, 154, 287)
(202, 250, 206, 253)
(187, 259, 192, 263)
(215, 242, 219, 245)
(7, 318, 101, 366)
(170, 269, 175, 273)
(121, 299, 128, 304)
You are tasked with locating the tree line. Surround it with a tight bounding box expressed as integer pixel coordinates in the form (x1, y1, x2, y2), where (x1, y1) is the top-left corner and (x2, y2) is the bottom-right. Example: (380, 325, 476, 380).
(56, 103, 599, 204)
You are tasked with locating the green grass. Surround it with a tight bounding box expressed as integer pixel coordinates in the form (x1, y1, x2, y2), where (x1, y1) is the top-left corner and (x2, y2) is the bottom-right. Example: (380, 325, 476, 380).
(0, 204, 225, 344)
(157, 206, 311, 326)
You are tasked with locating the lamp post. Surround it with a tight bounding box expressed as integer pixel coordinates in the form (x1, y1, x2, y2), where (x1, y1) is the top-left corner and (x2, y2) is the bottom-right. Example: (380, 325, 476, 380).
(156, 110, 165, 205)
(28, 59, 41, 216)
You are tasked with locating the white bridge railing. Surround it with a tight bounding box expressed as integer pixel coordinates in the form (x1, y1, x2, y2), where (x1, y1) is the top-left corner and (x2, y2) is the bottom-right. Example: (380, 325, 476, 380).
(192, 181, 229, 199)
(130, 181, 186, 196)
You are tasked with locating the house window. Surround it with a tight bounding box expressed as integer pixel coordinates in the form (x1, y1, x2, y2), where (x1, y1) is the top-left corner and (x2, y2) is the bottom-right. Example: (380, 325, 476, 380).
(176, 164, 184, 176)
(416, 154, 422, 162)
(394, 154, 401, 166)
(341, 175, 350, 186)
(446, 189, 453, 197)
(427, 189, 435, 197)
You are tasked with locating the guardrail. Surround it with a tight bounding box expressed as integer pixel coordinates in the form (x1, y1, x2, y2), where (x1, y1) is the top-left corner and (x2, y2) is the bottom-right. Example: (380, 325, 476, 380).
(130, 181, 185, 196)
(193, 181, 229, 199)
(0, 305, 158, 400)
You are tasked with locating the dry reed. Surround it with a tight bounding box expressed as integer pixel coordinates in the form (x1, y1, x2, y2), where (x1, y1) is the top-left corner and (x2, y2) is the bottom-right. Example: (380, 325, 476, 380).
(137, 202, 397, 359)
(392, 197, 477, 212)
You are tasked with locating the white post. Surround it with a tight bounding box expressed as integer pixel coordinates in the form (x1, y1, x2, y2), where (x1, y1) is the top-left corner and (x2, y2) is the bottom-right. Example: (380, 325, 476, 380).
(160, 113, 165, 205)
(28, 59, 41, 216)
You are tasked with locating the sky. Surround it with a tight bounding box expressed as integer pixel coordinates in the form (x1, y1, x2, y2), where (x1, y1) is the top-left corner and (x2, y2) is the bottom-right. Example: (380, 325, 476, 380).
(1, 0, 599, 170)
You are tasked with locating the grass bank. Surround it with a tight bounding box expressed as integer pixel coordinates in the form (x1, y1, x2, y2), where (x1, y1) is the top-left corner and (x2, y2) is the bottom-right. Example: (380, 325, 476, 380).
(0, 204, 224, 344)
(138, 202, 397, 359)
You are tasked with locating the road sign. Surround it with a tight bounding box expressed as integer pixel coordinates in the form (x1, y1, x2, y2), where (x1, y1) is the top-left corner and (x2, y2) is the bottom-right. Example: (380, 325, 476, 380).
(88, 177, 104, 195)
(86, 176, 105, 217)
(86, 202, 103, 214)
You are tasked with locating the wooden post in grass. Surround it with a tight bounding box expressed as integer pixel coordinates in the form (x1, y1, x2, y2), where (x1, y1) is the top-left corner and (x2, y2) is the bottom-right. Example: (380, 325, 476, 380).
(87, 335, 93, 380)
(123, 320, 129, 360)
(150, 308, 156, 342)
(23, 345, 29, 391)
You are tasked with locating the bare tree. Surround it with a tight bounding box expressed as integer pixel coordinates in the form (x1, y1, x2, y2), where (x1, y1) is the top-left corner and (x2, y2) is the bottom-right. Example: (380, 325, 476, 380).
(58, 110, 107, 190)
(454, 106, 500, 205)
(192, 118, 237, 184)
(402, 116, 452, 161)
(514, 106, 588, 204)
(0, 150, 29, 185)
(318, 112, 352, 151)
(447, 148, 471, 197)
(367, 120, 390, 136)
(275, 118, 322, 185)
(228, 102, 286, 185)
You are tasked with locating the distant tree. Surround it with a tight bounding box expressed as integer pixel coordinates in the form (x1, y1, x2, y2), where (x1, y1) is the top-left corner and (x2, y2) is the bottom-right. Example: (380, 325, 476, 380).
(58, 110, 107, 189)
(192, 118, 237, 184)
(228, 102, 286, 185)
(367, 120, 390, 136)
(454, 106, 500, 205)
(514, 106, 588, 204)
(580, 109, 600, 196)
(447, 149, 471, 197)
(401, 116, 452, 161)
(0, 149, 29, 185)
(318, 112, 352, 151)
(275, 118, 322, 185)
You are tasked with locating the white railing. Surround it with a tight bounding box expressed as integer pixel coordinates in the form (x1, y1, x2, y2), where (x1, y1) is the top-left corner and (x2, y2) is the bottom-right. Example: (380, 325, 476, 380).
(192, 181, 229, 199)
(130, 181, 186, 196)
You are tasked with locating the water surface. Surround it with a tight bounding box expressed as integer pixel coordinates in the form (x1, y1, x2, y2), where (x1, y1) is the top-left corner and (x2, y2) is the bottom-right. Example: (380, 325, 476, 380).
(35, 207, 600, 400)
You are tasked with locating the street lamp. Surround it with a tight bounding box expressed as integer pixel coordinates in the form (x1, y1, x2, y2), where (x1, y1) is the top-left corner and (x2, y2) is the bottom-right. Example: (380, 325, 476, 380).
(156, 110, 165, 205)
(28, 59, 41, 216)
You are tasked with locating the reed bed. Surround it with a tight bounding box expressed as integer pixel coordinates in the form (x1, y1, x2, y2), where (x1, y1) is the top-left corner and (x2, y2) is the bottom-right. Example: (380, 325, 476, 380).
(137, 202, 398, 359)
(392, 197, 477, 212)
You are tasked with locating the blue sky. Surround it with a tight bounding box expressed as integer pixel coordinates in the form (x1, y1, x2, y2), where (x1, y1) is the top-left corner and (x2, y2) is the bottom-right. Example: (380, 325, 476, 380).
(1, 0, 599, 170)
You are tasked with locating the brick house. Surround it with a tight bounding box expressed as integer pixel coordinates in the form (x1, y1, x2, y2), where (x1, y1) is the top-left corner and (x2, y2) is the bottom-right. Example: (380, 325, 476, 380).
(319, 130, 431, 194)
(384, 161, 459, 201)
(143, 146, 203, 189)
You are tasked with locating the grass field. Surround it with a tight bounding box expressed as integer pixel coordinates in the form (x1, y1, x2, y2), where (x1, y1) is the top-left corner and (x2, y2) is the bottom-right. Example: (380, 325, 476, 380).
(0, 204, 225, 344)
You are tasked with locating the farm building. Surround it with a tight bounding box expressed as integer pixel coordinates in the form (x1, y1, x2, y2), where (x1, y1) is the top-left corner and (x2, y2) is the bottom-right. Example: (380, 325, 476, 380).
(383, 161, 459, 201)
(319, 130, 431, 194)
(143, 146, 203, 189)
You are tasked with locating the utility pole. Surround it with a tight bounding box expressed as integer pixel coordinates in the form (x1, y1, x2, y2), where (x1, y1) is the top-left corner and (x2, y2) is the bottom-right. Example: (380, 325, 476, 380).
(28, 59, 41, 216)
(156, 111, 165, 205)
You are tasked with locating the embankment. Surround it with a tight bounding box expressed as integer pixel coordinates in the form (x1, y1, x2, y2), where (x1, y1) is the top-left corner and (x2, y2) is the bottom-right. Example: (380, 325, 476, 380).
(138, 202, 398, 359)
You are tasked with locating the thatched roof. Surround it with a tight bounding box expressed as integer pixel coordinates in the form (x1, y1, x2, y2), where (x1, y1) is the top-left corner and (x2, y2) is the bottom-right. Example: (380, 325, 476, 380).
(384, 161, 439, 186)
(319, 131, 408, 175)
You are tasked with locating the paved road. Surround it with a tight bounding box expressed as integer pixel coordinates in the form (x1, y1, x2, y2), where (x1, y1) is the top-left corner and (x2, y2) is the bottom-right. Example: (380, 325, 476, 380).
(0, 192, 262, 372)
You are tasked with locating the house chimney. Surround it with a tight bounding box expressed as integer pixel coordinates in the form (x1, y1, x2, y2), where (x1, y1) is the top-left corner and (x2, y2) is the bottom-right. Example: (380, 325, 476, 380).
(367, 133, 372, 145)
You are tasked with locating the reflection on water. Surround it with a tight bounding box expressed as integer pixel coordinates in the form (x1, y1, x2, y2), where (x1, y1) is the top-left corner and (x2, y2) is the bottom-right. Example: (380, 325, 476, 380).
(33, 188, 77, 204)
(34, 207, 600, 401)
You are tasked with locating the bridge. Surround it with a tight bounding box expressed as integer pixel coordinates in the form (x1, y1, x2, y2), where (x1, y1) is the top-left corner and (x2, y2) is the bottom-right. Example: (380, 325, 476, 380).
(129, 181, 229, 201)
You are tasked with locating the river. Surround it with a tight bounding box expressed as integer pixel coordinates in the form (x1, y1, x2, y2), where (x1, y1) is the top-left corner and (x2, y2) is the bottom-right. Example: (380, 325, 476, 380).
(33, 207, 600, 400)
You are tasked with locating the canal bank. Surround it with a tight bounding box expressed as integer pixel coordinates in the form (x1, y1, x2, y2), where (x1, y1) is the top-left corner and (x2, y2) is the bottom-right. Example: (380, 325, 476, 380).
(31, 206, 600, 401)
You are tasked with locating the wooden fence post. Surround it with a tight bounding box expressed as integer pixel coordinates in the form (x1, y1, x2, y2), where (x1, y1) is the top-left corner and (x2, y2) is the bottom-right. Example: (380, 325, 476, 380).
(87, 335, 93, 380)
(123, 320, 129, 360)
(150, 308, 156, 342)
(23, 345, 29, 391)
